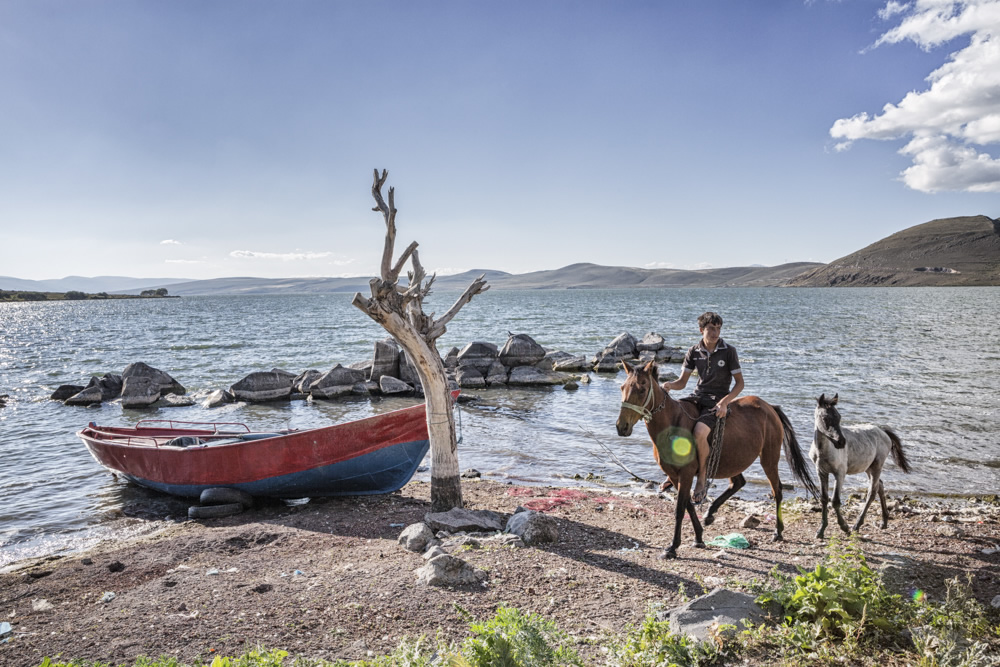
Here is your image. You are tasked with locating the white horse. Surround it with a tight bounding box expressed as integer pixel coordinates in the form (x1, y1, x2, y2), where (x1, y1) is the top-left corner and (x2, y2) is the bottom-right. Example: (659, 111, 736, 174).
(810, 393, 912, 539)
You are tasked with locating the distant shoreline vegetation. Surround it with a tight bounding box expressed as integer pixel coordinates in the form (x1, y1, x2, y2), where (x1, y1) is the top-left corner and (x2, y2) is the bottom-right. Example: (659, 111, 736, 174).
(0, 288, 175, 302)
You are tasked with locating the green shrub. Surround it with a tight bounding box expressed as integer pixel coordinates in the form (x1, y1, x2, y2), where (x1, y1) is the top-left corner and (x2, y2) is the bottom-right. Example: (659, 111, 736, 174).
(604, 610, 722, 667)
(757, 541, 903, 639)
(451, 606, 583, 666)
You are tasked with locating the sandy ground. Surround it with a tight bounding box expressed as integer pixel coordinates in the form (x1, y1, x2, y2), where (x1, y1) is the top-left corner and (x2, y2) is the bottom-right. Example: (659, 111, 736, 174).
(2, 480, 998, 666)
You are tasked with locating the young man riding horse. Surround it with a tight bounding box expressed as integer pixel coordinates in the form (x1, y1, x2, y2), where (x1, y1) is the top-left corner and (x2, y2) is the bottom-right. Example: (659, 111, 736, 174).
(661, 311, 744, 503)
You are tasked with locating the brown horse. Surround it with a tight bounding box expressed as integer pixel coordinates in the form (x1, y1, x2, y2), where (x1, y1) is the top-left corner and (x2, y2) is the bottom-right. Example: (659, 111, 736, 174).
(616, 360, 818, 559)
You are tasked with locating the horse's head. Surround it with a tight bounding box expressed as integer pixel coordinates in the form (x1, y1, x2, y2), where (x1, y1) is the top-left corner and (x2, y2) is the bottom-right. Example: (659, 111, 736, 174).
(815, 393, 846, 448)
(616, 359, 661, 437)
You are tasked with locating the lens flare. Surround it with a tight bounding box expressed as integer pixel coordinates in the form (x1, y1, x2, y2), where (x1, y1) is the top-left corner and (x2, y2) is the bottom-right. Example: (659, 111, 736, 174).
(672, 437, 692, 457)
(912, 589, 925, 603)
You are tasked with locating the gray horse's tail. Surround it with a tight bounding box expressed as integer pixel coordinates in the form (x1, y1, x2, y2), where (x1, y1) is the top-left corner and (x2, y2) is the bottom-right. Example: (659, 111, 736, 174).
(774, 405, 819, 500)
(883, 427, 912, 474)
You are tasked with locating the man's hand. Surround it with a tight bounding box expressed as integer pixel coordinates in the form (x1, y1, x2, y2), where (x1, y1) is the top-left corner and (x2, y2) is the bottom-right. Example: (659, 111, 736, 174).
(714, 401, 729, 418)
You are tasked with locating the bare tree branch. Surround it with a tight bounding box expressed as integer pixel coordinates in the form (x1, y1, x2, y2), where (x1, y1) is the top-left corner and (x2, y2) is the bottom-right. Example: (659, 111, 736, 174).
(429, 274, 489, 341)
(389, 241, 419, 282)
(371, 169, 397, 280)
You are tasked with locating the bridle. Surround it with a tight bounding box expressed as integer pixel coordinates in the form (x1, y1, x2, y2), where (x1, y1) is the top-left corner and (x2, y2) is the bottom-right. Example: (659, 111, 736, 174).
(620, 377, 667, 423)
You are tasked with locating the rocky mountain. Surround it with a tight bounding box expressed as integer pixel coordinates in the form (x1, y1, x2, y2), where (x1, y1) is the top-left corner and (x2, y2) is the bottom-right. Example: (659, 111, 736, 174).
(788, 215, 1000, 287)
(139, 263, 820, 295)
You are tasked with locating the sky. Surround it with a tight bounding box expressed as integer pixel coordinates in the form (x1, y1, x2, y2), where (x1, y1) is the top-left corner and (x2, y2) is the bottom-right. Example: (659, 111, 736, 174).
(1, 0, 998, 282)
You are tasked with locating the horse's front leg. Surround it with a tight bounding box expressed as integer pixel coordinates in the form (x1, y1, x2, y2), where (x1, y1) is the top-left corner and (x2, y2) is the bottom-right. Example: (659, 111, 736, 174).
(852, 466, 883, 533)
(661, 472, 697, 559)
(816, 471, 830, 539)
(832, 471, 851, 534)
(703, 474, 745, 527)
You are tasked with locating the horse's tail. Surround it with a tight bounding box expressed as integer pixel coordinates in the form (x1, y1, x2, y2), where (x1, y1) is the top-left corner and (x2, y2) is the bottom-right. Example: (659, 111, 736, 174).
(774, 405, 819, 500)
(883, 427, 912, 474)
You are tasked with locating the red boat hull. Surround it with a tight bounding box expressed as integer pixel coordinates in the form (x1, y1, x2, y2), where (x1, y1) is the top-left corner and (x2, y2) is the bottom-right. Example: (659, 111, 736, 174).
(77, 401, 437, 499)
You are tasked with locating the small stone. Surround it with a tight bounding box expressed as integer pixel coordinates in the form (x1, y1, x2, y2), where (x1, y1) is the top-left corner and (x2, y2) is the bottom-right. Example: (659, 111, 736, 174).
(991, 595, 1000, 609)
(741, 515, 761, 529)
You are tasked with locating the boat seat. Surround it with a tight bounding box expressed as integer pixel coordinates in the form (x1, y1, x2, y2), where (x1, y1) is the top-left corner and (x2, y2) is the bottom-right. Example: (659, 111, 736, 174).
(164, 436, 203, 448)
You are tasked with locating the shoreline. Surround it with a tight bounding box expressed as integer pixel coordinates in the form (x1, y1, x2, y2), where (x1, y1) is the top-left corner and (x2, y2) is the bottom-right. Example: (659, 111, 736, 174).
(2, 479, 998, 665)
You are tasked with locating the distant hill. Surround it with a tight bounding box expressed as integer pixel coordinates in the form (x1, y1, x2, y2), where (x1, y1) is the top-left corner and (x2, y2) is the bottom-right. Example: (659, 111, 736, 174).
(128, 264, 819, 295)
(0, 275, 190, 293)
(788, 215, 1000, 287)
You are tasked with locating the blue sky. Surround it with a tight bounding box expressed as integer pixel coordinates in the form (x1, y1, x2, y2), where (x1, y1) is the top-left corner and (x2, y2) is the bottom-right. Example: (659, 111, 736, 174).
(1, 0, 998, 281)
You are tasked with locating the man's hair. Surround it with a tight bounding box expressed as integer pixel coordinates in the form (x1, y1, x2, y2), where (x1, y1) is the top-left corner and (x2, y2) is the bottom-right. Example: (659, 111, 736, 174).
(698, 311, 723, 328)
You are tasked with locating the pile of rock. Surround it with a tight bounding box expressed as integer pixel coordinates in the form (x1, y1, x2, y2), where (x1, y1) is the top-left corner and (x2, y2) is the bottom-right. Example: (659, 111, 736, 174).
(48, 330, 688, 409)
(398, 506, 559, 587)
(591, 331, 685, 372)
(50, 362, 190, 408)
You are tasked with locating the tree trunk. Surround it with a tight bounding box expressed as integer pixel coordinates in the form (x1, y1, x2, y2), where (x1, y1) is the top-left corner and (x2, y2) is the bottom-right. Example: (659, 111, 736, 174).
(352, 169, 487, 511)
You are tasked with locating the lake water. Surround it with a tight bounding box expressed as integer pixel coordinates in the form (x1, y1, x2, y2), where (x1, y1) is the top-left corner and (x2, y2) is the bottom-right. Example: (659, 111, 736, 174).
(1, 287, 998, 569)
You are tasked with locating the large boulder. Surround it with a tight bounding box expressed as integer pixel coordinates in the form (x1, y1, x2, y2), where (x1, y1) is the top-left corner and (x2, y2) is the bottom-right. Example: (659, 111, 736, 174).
(537, 350, 575, 370)
(370, 338, 400, 383)
(659, 588, 778, 643)
(424, 508, 505, 533)
(120, 375, 160, 409)
(398, 523, 435, 552)
(498, 333, 546, 368)
(87, 373, 123, 401)
(398, 350, 423, 391)
(64, 385, 104, 406)
(506, 510, 559, 545)
(379, 376, 413, 395)
(552, 355, 590, 372)
(442, 347, 460, 370)
(455, 366, 486, 389)
(485, 361, 508, 387)
(122, 362, 185, 395)
(309, 364, 366, 399)
(230, 371, 293, 402)
(456, 342, 498, 376)
(603, 332, 639, 359)
(292, 370, 322, 394)
(508, 366, 570, 386)
(202, 389, 234, 408)
(636, 332, 665, 351)
(414, 554, 486, 587)
(50, 385, 84, 401)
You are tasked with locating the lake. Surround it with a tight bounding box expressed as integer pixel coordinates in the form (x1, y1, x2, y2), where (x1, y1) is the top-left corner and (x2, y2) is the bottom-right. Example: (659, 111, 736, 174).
(1, 287, 998, 569)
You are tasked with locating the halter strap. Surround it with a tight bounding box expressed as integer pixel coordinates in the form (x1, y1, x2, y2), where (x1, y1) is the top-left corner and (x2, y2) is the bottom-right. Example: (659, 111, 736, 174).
(621, 380, 667, 423)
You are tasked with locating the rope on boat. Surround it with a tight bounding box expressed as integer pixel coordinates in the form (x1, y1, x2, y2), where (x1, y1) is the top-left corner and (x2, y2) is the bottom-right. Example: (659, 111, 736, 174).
(706, 416, 725, 481)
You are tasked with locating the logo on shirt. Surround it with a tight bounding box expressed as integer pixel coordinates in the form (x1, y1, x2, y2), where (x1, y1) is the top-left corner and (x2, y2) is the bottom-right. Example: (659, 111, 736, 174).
(717, 360, 726, 367)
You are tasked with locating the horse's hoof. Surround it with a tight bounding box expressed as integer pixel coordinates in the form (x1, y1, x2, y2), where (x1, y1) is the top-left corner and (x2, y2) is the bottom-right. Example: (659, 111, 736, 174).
(658, 548, 678, 560)
(772, 533, 783, 543)
(703, 514, 715, 527)
(693, 541, 706, 549)
(815, 530, 826, 540)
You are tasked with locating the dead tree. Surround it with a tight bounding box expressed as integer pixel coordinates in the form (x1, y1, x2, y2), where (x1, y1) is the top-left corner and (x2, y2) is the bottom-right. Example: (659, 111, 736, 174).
(352, 169, 488, 511)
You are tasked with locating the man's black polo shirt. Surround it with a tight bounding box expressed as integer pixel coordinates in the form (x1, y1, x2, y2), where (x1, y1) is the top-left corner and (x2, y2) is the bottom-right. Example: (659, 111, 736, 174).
(682, 338, 742, 401)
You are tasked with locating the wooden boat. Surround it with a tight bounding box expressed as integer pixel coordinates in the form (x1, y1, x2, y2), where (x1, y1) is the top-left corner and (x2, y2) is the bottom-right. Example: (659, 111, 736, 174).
(77, 400, 443, 499)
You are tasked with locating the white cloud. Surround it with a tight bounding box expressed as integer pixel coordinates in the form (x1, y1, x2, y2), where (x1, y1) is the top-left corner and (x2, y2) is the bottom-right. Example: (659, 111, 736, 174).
(160, 239, 181, 245)
(165, 259, 204, 264)
(831, 0, 1000, 192)
(230, 250, 333, 261)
